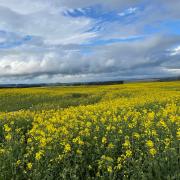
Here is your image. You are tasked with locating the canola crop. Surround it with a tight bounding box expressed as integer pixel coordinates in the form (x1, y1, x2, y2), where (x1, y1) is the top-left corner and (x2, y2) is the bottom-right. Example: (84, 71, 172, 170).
(0, 82, 180, 179)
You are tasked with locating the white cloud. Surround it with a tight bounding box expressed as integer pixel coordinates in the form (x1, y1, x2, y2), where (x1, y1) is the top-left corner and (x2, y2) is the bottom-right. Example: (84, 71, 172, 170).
(0, 0, 49, 14)
(0, 6, 97, 45)
(0, 35, 179, 83)
(0, 0, 180, 83)
(170, 46, 180, 56)
(163, 68, 180, 75)
(0, 37, 6, 43)
(118, 7, 138, 16)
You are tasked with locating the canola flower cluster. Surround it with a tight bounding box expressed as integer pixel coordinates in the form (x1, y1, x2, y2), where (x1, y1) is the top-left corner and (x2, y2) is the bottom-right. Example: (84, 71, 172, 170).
(0, 82, 179, 179)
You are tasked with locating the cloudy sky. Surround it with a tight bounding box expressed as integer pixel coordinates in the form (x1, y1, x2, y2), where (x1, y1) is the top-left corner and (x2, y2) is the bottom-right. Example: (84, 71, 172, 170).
(0, 0, 180, 83)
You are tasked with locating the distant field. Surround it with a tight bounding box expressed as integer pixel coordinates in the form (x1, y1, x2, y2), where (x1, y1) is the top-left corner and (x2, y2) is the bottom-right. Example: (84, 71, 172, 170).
(0, 82, 179, 179)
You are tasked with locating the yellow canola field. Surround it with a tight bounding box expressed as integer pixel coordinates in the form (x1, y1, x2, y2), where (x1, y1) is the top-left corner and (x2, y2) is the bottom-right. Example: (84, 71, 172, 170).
(0, 82, 179, 179)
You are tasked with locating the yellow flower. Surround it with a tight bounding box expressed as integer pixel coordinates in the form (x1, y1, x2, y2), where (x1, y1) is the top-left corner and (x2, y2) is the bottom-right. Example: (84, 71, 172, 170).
(27, 138, 32, 143)
(96, 172, 100, 177)
(149, 148, 157, 156)
(40, 138, 47, 147)
(15, 128, 21, 133)
(16, 160, 21, 166)
(118, 129, 123, 134)
(108, 143, 115, 149)
(86, 122, 92, 127)
(151, 130, 158, 136)
(116, 164, 122, 170)
(102, 137, 107, 144)
(123, 139, 131, 148)
(125, 150, 132, 158)
(72, 137, 84, 145)
(35, 150, 44, 161)
(4, 124, 11, 132)
(107, 166, 112, 173)
(101, 155, 113, 162)
(64, 143, 71, 153)
(148, 112, 155, 120)
(157, 120, 167, 128)
(5, 134, 12, 141)
(27, 163, 32, 170)
(76, 149, 82, 155)
(146, 140, 154, 148)
(106, 125, 111, 131)
(133, 132, 140, 139)
(164, 138, 171, 148)
(0, 148, 5, 155)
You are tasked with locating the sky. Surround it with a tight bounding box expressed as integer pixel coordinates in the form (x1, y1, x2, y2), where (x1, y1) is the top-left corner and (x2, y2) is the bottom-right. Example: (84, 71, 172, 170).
(0, 0, 180, 84)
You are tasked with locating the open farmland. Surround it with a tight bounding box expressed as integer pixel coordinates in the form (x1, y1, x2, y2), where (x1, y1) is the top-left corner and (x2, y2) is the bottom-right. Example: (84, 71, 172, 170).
(0, 81, 179, 179)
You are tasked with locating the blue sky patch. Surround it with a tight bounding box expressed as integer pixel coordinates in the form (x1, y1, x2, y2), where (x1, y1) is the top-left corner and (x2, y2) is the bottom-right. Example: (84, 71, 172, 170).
(0, 31, 32, 49)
